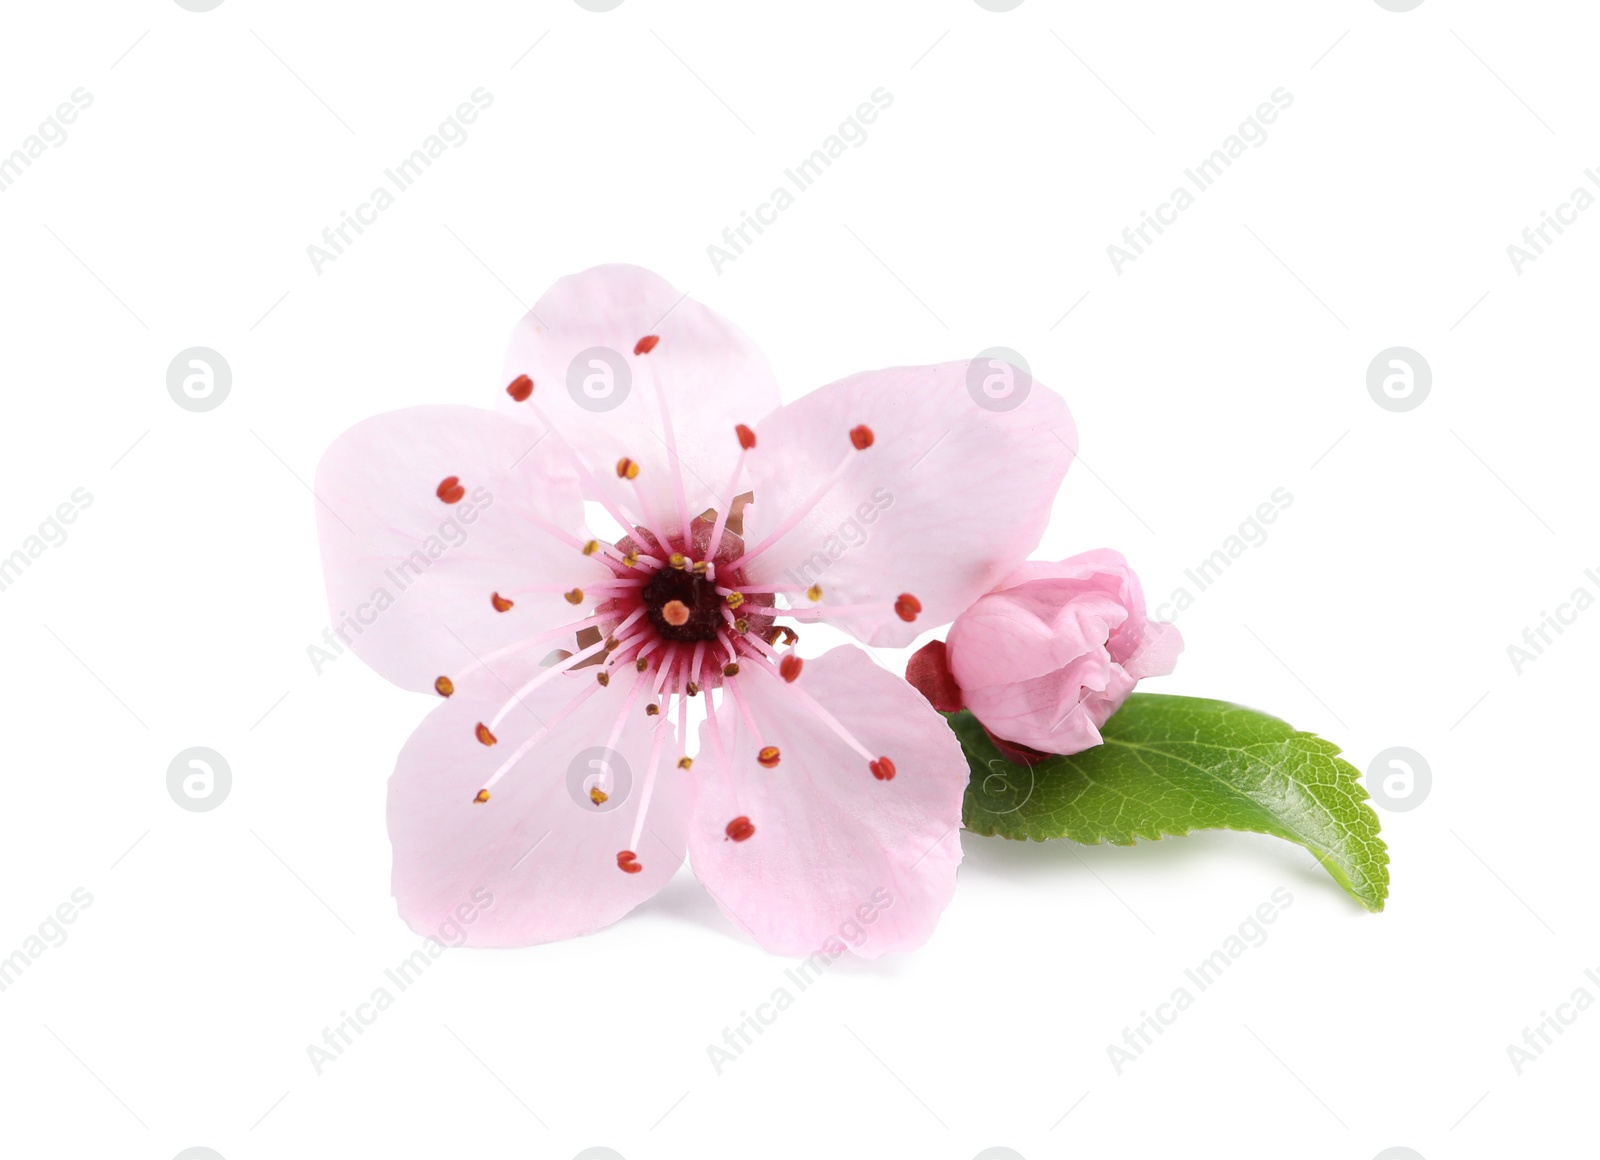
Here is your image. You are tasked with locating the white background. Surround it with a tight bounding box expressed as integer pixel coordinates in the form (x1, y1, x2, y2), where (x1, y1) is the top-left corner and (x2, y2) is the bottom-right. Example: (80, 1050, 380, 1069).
(1, 2, 1595, 1158)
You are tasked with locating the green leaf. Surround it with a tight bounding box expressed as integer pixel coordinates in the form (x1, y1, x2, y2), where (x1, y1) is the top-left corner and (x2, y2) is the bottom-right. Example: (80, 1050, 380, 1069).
(953, 694, 1389, 911)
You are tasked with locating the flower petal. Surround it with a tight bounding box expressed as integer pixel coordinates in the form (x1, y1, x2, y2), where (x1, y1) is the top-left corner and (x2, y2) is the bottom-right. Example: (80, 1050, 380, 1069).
(315, 405, 602, 693)
(500, 264, 781, 533)
(739, 360, 1076, 645)
(689, 646, 967, 957)
(388, 665, 695, 947)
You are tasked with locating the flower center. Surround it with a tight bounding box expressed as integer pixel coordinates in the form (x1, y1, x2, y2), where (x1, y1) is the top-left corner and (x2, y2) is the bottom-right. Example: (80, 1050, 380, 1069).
(641, 565, 724, 643)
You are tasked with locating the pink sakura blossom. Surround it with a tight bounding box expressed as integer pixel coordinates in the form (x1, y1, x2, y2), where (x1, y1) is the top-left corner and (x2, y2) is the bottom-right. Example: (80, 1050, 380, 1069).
(315, 264, 1076, 956)
(910, 550, 1182, 759)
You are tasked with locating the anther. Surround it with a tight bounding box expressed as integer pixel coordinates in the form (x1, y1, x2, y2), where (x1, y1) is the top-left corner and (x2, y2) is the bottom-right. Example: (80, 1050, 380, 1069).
(622, 550, 640, 568)
(686, 682, 701, 696)
(583, 539, 600, 556)
(732, 618, 748, 633)
(806, 584, 822, 602)
(725, 591, 745, 609)
(757, 746, 781, 768)
(725, 816, 755, 842)
(723, 662, 740, 677)
(434, 675, 455, 697)
(661, 599, 691, 627)
(869, 757, 897, 781)
(616, 457, 640, 480)
(505, 374, 534, 402)
(894, 593, 922, 622)
(779, 655, 802, 683)
(636, 658, 650, 672)
(633, 335, 660, 355)
(474, 789, 491, 803)
(677, 756, 694, 769)
(589, 786, 609, 806)
(767, 625, 799, 648)
(617, 850, 643, 874)
(646, 703, 660, 716)
(475, 723, 497, 746)
(491, 592, 514, 612)
(735, 423, 757, 450)
(596, 671, 611, 687)
(669, 552, 687, 569)
(850, 424, 875, 450)
(564, 588, 584, 605)
(692, 560, 710, 575)
(436, 476, 466, 504)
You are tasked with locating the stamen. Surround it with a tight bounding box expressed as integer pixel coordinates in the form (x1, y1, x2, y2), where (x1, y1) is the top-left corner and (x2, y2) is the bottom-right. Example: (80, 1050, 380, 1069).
(724, 675, 764, 754)
(436, 476, 466, 504)
(725, 816, 755, 842)
(626, 706, 673, 852)
(643, 358, 695, 548)
(475, 723, 497, 746)
(757, 746, 781, 768)
(487, 638, 608, 729)
(806, 585, 822, 602)
(434, 676, 455, 697)
(474, 789, 491, 803)
(724, 591, 745, 609)
(506, 374, 533, 401)
(646, 703, 660, 716)
(677, 674, 691, 768)
(445, 614, 605, 685)
(746, 649, 876, 765)
(564, 588, 585, 605)
(894, 593, 922, 622)
(477, 678, 605, 794)
(870, 757, 897, 781)
(589, 786, 609, 806)
(728, 439, 861, 571)
(706, 428, 752, 561)
(849, 424, 875, 450)
(616, 457, 640, 480)
(583, 539, 600, 556)
(617, 850, 642, 874)
(515, 396, 669, 558)
(491, 592, 514, 612)
(596, 671, 610, 687)
(633, 335, 660, 355)
(778, 655, 802, 682)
